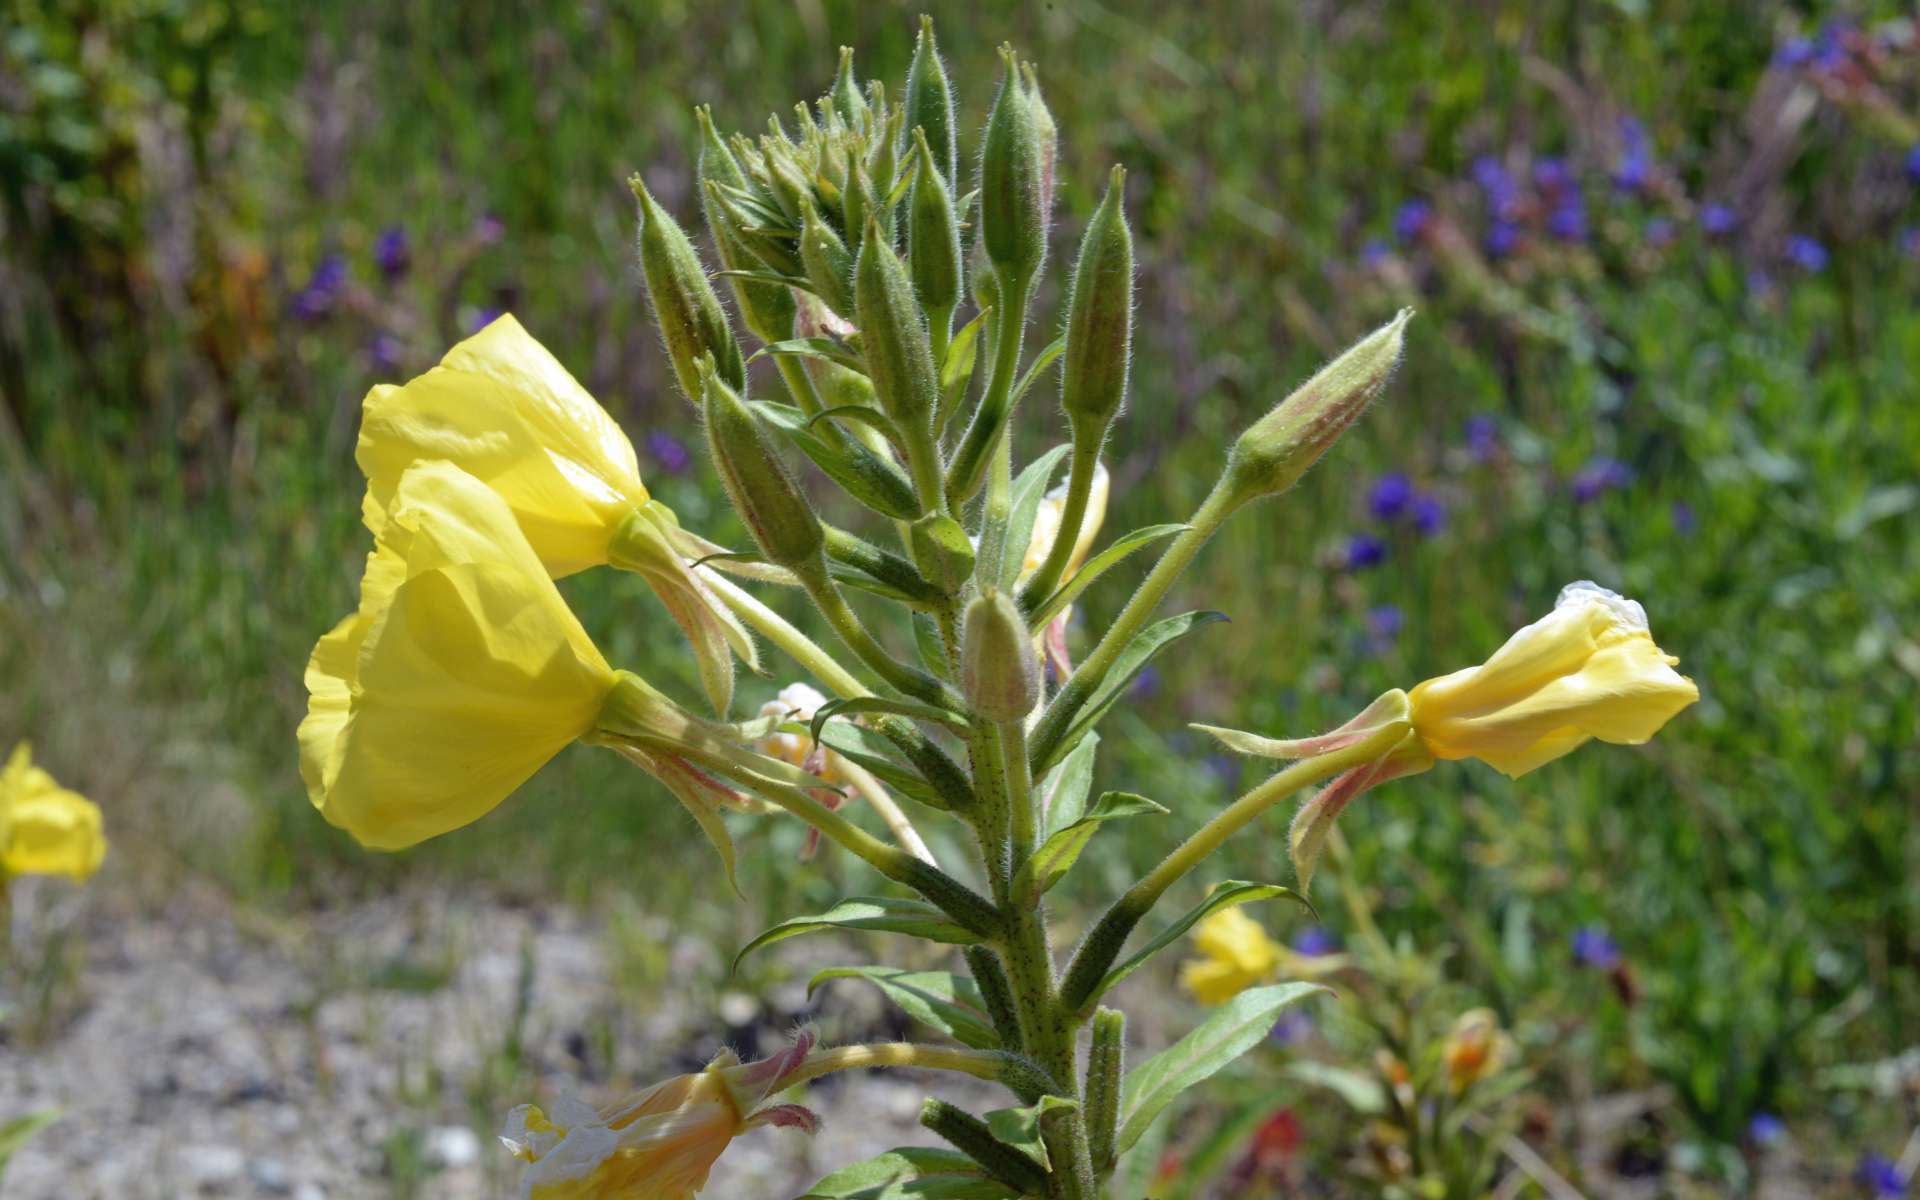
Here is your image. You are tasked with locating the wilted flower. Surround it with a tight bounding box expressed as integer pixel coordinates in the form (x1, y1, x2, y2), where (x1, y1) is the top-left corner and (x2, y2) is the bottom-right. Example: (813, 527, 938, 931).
(1343, 533, 1387, 570)
(0, 743, 107, 885)
(1441, 1009, 1515, 1092)
(501, 1035, 818, 1199)
(373, 226, 411, 282)
(756, 683, 848, 787)
(1571, 925, 1621, 969)
(1180, 907, 1281, 1004)
(1786, 234, 1828, 272)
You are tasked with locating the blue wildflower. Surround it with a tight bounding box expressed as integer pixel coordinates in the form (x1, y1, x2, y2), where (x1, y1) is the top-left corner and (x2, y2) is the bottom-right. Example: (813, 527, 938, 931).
(1786, 235, 1828, 272)
(1367, 473, 1414, 521)
(1571, 926, 1621, 969)
(1614, 117, 1651, 194)
(1410, 493, 1446, 536)
(367, 333, 403, 374)
(1812, 22, 1850, 72)
(1464, 413, 1500, 460)
(646, 429, 692, 475)
(1548, 195, 1589, 243)
(1367, 604, 1404, 642)
(1534, 157, 1574, 198)
(465, 306, 504, 334)
(1670, 501, 1697, 535)
(373, 226, 411, 282)
(1774, 37, 1815, 68)
(1572, 458, 1632, 503)
(1907, 145, 1920, 185)
(1856, 1154, 1903, 1197)
(1699, 203, 1737, 236)
(1902, 228, 1920, 257)
(1746, 268, 1775, 298)
(1394, 200, 1434, 246)
(1359, 238, 1390, 269)
(1129, 665, 1162, 700)
(1746, 1113, 1785, 1148)
(290, 253, 347, 321)
(1473, 156, 1522, 219)
(1343, 533, 1387, 570)
(1485, 220, 1520, 260)
(1293, 926, 1340, 956)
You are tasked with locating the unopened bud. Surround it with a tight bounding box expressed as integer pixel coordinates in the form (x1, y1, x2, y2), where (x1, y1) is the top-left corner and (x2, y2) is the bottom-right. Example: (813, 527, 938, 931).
(961, 590, 1040, 722)
(1059, 165, 1133, 440)
(905, 16, 957, 188)
(854, 217, 939, 431)
(632, 176, 746, 403)
(697, 108, 794, 342)
(1019, 62, 1059, 221)
(829, 46, 868, 129)
(979, 48, 1048, 290)
(908, 128, 963, 320)
(799, 203, 856, 319)
(701, 363, 824, 569)
(704, 179, 805, 279)
(1225, 309, 1413, 502)
(842, 160, 883, 259)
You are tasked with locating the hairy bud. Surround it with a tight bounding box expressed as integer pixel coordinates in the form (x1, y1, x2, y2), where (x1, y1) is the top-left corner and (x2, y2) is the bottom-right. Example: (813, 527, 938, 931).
(701, 363, 824, 569)
(829, 46, 869, 129)
(799, 202, 856, 319)
(632, 176, 745, 403)
(907, 128, 963, 321)
(1060, 165, 1133, 440)
(1225, 309, 1413, 503)
(905, 16, 957, 188)
(854, 217, 940, 430)
(697, 107, 794, 342)
(978, 48, 1049, 290)
(961, 590, 1041, 722)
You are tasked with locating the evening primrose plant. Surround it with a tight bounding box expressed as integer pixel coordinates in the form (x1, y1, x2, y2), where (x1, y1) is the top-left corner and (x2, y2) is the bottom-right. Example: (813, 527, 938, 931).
(298, 22, 1698, 1198)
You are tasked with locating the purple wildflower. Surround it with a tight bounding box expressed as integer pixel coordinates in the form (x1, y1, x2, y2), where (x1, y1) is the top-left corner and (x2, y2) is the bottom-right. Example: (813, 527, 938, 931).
(1902, 228, 1920, 257)
(1410, 493, 1446, 536)
(1670, 501, 1697, 535)
(1907, 145, 1920, 185)
(1786, 235, 1828, 272)
(1746, 1113, 1786, 1148)
(367, 333, 403, 374)
(1856, 1154, 1903, 1197)
(1547, 195, 1589, 243)
(1644, 217, 1676, 247)
(1293, 926, 1340, 957)
(1343, 533, 1387, 570)
(1473, 156, 1522, 220)
(1359, 238, 1390, 269)
(646, 429, 692, 474)
(1534, 157, 1574, 199)
(1464, 413, 1500, 460)
(289, 253, 347, 321)
(1746, 269, 1775, 298)
(1367, 473, 1414, 521)
(475, 213, 506, 245)
(1367, 604, 1404, 643)
(1572, 458, 1633, 503)
(1699, 203, 1737, 236)
(1613, 117, 1651, 194)
(373, 226, 411, 282)
(1394, 200, 1434, 246)
(1571, 926, 1621, 969)
(1774, 37, 1816, 68)
(1812, 22, 1851, 72)
(1485, 220, 1520, 260)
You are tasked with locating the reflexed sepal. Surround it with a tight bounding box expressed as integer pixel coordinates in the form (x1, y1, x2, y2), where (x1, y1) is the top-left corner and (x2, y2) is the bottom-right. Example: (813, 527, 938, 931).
(1288, 730, 1430, 894)
(607, 503, 761, 714)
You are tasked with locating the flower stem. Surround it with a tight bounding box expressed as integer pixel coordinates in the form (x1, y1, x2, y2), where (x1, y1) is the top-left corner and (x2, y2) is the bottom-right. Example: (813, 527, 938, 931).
(701, 570, 867, 700)
(783, 1042, 1007, 1089)
(842, 759, 935, 865)
(1019, 433, 1099, 609)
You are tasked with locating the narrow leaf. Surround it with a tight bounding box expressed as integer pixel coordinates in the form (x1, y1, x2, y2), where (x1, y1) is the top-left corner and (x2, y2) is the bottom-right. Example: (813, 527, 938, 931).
(810, 696, 965, 745)
(753, 401, 921, 521)
(753, 336, 868, 373)
(991, 444, 1072, 590)
(1007, 334, 1066, 407)
(1037, 731, 1100, 835)
(1115, 982, 1329, 1155)
(913, 612, 953, 677)
(937, 308, 988, 433)
(734, 897, 983, 972)
(808, 403, 908, 448)
(1014, 791, 1167, 903)
(797, 1147, 1015, 1200)
(1028, 524, 1190, 629)
(809, 967, 999, 1049)
(1092, 881, 1310, 1001)
(1041, 611, 1229, 772)
(813, 723, 951, 810)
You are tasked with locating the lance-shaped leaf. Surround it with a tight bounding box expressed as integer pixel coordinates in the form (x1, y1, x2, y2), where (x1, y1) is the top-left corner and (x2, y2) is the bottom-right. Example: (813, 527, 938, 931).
(813, 720, 969, 813)
(1088, 880, 1311, 1002)
(982, 443, 1071, 592)
(797, 1147, 1016, 1200)
(753, 336, 869, 374)
(733, 896, 984, 971)
(809, 696, 966, 745)
(937, 307, 988, 434)
(753, 401, 920, 521)
(1114, 982, 1328, 1155)
(1027, 524, 1190, 629)
(809, 967, 998, 1049)
(1013, 791, 1167, 904)
(1038, 610, 1229, 772)
(1006, 334, 1066, 408)
(1037, 731, 1100, 834)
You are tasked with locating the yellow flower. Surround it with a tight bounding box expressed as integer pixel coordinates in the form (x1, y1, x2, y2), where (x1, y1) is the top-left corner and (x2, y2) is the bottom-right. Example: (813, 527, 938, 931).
(356, 314, 755, 712)
(1179, 907, 1281, 1004)
(0, 743, 106, 884)
(501, 1036, 818, 1199)
(1408, 581, 1698, 778)
(299, 460, 620, 849)
(1440, 1008, 1515, 1092)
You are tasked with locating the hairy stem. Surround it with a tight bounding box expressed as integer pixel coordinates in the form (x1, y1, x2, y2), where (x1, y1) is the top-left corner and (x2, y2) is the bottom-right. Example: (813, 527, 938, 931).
(1019, 433, 1099, 609)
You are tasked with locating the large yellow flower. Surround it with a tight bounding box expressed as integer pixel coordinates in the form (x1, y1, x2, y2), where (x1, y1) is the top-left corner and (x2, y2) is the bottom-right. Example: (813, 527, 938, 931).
(356, 314, 755, 712)
(0, 743, 107, 884)
(501, 1035, 818, 1199)
(1179, 907, 1281, 1004)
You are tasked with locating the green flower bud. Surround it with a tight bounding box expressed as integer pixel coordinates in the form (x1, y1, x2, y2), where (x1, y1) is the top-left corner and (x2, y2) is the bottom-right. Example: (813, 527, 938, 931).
(697, 107, 794, 343)
(829, 45, 868, 129)
(842, 160, 882, 260)
(908, 127, 962, 320)
(978, 48, 1049, 290)
(759, 135, 816, 224)
(1224, 309, 1413, 503)
(961, 590, 1040, 722)
(1059, 165, 1133, 440)
(1020, 62, 1059, 220)
(701, 178, 805, 281)
(867, 103, 903, 209)
(701, 362, 824, 569)
(799, 202, 856, 319)
(854, 217, 939, 431)
(631, 175, 745, 403)
(904, 15, 957, 188)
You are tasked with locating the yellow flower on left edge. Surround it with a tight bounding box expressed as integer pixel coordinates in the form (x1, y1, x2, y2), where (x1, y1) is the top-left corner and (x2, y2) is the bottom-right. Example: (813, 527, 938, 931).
(356, 314, 755, 713)
(0, 742, 106, 884)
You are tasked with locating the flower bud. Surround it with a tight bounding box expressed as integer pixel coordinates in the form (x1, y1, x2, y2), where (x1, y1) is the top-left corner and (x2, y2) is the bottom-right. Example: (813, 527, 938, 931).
(1020, 62, 1059, 221)
(842, 159, 884, 258)
(1059, 165, 1133, 440)
(979, 48, 1049, 290)
(631, 175, 746, 403)
(854, 216, 939, 431)
(799, 202, 856, 319)
(703, 178, 806, 280)
(829, 46, 868, 129)
(697, 107, 795, 343)
(1224, 309, 1412, 503)
(961, 590, 1041, 722)
(908, 127, 962, 320)
(904, 15, 957, 188)
(701, 362, 824, 569)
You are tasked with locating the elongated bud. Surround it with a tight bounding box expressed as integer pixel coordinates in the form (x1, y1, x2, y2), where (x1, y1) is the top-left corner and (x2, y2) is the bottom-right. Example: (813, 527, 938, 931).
(961, 590, 1040, 721)
(919, 1101, 1049, 1196)
(905, 15, 957, 188)
(799, 203, 856, 318)
(908, 127, 962, 319)
(1085, 1007, 1125, 1170)
(1224, 309, 1413, 503)
(842, 160, 881, 259)
(829, 46, 868, 128)
(1020, 62, 1059, 220)
(1060, 165, 1133, 440)
(978, 48, 1048, 290)
(759, 136, 815, 223)
(632, 175, 746, 403)
(701, 362, 824, 569)
(854, 217, 939, 430)
(697, 108, 795, 342)
(866, 105, 903, 213)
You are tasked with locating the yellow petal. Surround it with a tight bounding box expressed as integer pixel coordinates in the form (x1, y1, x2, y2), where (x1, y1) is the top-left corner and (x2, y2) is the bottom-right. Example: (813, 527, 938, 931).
(357, 314, 647, 578)
(0, 743, 106, 883)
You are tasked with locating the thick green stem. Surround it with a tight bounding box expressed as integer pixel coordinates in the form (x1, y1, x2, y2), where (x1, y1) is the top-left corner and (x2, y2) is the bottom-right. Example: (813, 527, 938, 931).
(1058, 724, 1408, 1013)
(1019, 432, 1100, 608)
(946, 271, 1033, 507)
(801, 563, 954, 705)
(1084, 1008, 1124, 1174)
(701, 571, 867, 699)
(1029, 478, 1244, 770)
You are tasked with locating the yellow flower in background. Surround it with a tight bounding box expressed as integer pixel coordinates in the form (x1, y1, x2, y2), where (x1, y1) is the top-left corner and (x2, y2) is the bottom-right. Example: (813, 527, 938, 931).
(356, 314, 755, 713)
(501, 1036, 818, 1199)
(1440, 1008, 1515, 1092)
(299, 460, 619, 850)
(1180, 907, 1281, 1004)
(1408, 581, 1698, 778)
(0, 743, 106, 884)
(1019, 462, 1110, 584)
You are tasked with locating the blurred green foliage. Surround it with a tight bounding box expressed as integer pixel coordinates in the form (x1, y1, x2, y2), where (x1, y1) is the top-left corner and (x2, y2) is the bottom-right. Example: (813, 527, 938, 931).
(3, 0, 1918, 1187)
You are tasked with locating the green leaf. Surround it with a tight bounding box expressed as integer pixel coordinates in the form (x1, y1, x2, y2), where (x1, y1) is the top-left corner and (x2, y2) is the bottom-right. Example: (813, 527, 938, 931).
(1027, 524, 1190, 629)
(809, 967, 999, 1049)
(0, 1109, 59, 1175)
(753, 401, 921, 521)
(813, 723, 951, 811)
(1091, 881, 1310, 1001)
(1037, 731, 1100, 835)
(797, 1147, 1016, 1199)
(913, 612, 953, 676)
(990, 444, 1072, 590)
(1014, 791, 1167, 903)
(1283, 1060, 1388, 1113)
(982, 1105, 1050, 1170)
(733, 897, 983, 972)
(809, 403, 908, 448)
(810, 696, 964, 745)
(714, 267, 813, 290)
(1007, 334, 1066, 408)
(829, 563, 929, 605)
(938, 308, 988, 433)
(1041, 611, 1229, 772)
(1115, 982, 1328, 1155)
(753, 335, 868, 373)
